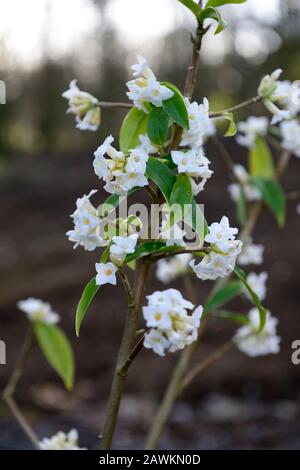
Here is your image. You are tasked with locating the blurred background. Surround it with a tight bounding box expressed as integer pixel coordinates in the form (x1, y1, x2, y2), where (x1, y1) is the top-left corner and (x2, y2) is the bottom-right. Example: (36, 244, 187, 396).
(0, 0, 300, 450)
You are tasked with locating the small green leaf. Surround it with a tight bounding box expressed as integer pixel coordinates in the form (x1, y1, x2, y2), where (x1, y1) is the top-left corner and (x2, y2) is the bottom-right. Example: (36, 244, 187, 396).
(217, 310, 251, 326)
(251, 177, 286, 226)
(234, 266, 267, 333)
(34, 322, 74, 390)
(146, 156, 177, 201)
(168, 174, 193, 227)
(125, 241, 166, 263)
(249, 136, 274, 179)
(206, 0, 247, 7)
(161, 82, 189, 129)
(177, 0, 202, 17)
(147, 107, 170, 145)
(199, 7, 228, 34)
(119, 108, 148, 153)
(224, 112, 237, 137)
(204, 280, 243, 315)
(75, 277, 100, 337)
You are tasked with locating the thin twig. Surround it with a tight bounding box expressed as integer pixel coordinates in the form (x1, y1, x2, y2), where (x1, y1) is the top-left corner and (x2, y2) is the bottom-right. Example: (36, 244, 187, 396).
(2, 328, 40, 449)
(97, 101, 132, 109)
(100, 260, 151, 449)
(210, 96, 261, 117)
(212, 136, 237, 181)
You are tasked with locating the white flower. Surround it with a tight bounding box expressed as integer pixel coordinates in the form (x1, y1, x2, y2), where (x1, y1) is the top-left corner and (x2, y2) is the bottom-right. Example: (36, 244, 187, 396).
(93, 135, 149, 195)
(189, 245, 241, 281)
(66, 190, 107, 251)
(136, 133, 157, 154)
(109, 234, 138, 265)
(236, 116, 269, 148)
(95, 262, 118, 286)
(228, 165, 261, 202)
(234, 308, 281, 357)
(17, 298, 60, 325)
(246, 272, 268, 301)
(171, 147, 213, 193)
(62, 79, 100, 131)
(144, 329, 170, 357)
(39, 429, 86, 450)
(160, 220, 186, 247)
(258, 69, 292, 124)
(156, 253, 192, 284)
(205, 216, 238, 252)
(273, 80, 300, 120)
(126, 55, 173, 112)
(238, 239, 264, 266)
(143, 289, 203, 356)
(180, 97, 215, 148)
(280, 119, 300, 158)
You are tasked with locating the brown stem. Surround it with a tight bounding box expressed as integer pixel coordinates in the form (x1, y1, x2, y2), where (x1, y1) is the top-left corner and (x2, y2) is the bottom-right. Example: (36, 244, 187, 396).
(212, 137, 236, 181)
(210, 96, 261, 117)
(2, 328, 40, 449)
(100, 261, 150, 449)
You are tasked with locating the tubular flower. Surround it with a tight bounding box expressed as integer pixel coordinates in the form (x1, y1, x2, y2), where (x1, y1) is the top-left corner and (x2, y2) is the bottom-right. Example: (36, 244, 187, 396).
(236, 116, 269, 148)
(62, 79, 100, 131)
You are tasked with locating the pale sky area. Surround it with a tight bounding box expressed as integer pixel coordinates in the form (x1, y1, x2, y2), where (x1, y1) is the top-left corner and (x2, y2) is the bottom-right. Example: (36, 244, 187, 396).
(0, 0, 288, 69)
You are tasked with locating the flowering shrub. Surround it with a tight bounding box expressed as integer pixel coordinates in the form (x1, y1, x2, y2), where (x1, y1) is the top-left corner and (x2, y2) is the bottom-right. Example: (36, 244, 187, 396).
(4, 0, 300, 451)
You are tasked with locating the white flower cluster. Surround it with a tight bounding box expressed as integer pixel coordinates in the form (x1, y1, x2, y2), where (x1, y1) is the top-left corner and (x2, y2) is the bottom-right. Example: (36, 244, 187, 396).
(228, 164, 261, 202)
(95, 233, 139, 286)
(238, 238, 264, 266)
(62, 80, 100, 131)
(171, 147, 213, 195)
(143, 289, 202, 356)
(39, 429, 86, 450)
(234, 308, 280, 357)
(126, 55, 174, 112)
(190, 216, 242, 281)
(67, 190, 107, 252)
(93, 135, 156, 195)
(17, 298, 60, 325)
(181, 98, 216, 148)
(246, 271, 268, 301)
(258, 69, 295, 124)
(280, 119, 300, 158)
(236, 116, 269, 148)
(156, 253, 192, 284)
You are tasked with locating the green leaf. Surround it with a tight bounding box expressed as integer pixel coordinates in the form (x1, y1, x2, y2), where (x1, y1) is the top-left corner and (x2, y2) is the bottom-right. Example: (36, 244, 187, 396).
(161, 82, 189, 129)
(206, 0, 247, 7)
(185, 199, 208, 246)
(147, 107, 170, 145)
(119, 108, 148, 153)
(125, 241, 166, 263)
(251, 177, 286, 226)
(224, 112, 237, 137)
(177, 0, 202, 17)
(204, 280, 243, 315)
(99, 188, 141, 217)
(234, 266, 267, 333)
(249, 136, 274, 179)
(199, 7, 228, 34)
(75, 277, 100, 337)
(235, 189, 247, 226)
(146, 156, 177, 201)
(217, 310, 250, 326)
(168, 174, 193, 227)
(34, 322, 74, 390)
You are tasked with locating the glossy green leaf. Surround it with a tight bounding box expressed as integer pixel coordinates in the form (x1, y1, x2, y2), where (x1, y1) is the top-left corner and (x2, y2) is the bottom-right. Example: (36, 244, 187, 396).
(34, 322, 74, 390)
(177, 0, 202, 17)
(147, 107, 170, 145)
(251, 177, 286, 226)
(125, 241, 166, 263)
(146, 156, 177, 201)
(204, 280, 243, 315)
(168, 174, 193, 227)
(161, 82, 189, 129)
(75, 277, 100, 337)
(249, 136, 274, 179)
(206, 0, 247, 7)
(234, 266, 267, 333)
(199, 7, 228, 34)
(119, 108, 148, 153)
